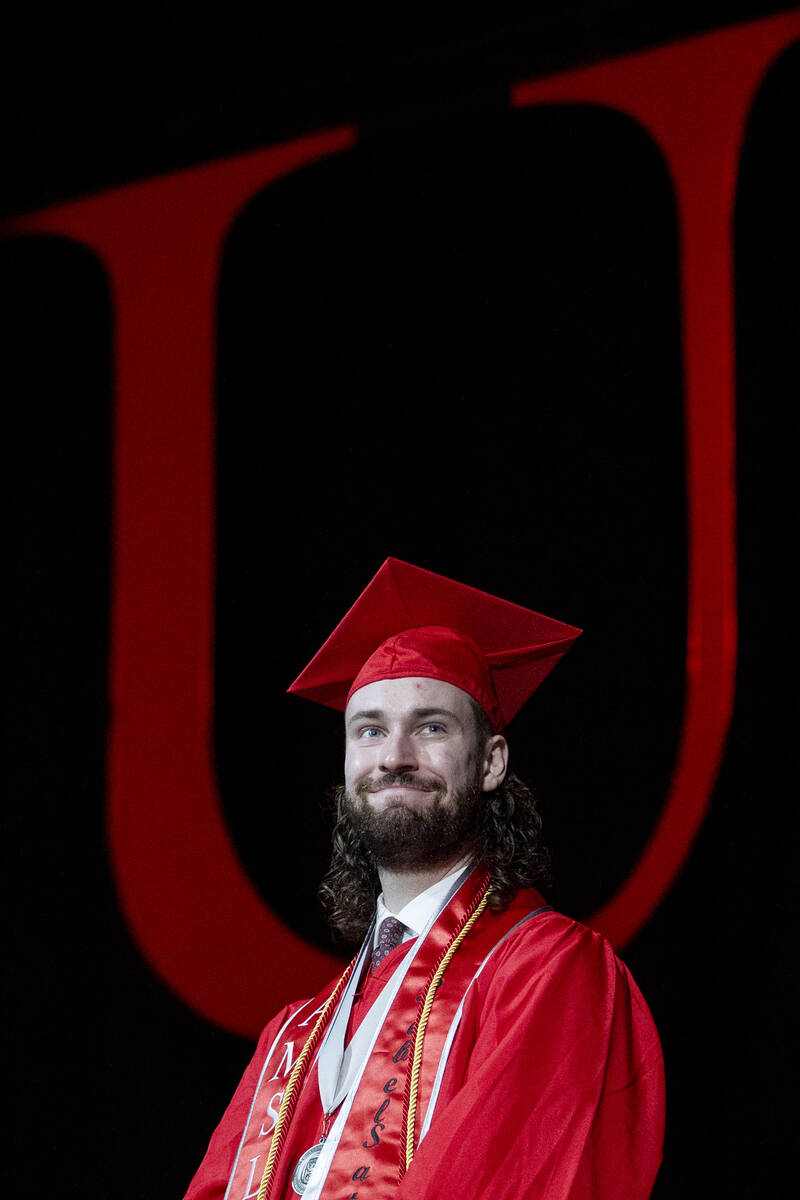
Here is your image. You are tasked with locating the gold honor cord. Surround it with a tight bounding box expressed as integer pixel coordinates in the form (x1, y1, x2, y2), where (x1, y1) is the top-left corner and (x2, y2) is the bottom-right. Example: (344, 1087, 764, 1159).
(401, 884, 493, 1176)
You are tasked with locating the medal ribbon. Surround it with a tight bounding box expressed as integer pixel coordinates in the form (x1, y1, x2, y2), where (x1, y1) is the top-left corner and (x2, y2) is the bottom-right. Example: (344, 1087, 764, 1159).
(313, 865, 473, 1122)
(255, 958, 357, 1200)
(305, 873, 544, 1197)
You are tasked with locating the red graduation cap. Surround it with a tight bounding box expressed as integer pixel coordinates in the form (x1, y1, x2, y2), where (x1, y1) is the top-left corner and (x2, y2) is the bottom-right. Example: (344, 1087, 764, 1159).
(288, 558, 581, 731)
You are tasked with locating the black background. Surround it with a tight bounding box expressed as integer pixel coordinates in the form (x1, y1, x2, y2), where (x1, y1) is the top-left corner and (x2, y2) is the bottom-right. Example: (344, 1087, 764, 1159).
(3, 6, 798, 1197)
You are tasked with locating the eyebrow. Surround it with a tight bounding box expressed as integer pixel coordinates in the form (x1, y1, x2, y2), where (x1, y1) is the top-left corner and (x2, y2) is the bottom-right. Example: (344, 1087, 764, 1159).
(347, 706, 463, 727)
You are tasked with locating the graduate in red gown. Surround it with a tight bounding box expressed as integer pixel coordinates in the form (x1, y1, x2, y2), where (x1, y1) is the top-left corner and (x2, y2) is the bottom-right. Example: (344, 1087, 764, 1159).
(184, 559, 665, 1200)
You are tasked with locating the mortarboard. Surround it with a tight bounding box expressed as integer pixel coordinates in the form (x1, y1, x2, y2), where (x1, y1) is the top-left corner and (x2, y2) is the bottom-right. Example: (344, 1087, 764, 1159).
(288, 558, 581, 731)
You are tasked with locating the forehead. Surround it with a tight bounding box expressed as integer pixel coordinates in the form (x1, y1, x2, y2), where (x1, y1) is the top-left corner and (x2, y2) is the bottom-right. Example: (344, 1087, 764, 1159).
(344, 676, 475, 722)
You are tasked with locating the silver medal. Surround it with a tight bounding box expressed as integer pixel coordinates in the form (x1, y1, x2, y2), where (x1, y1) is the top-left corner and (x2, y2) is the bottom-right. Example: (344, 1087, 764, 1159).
(291, 1139, 325, 1195)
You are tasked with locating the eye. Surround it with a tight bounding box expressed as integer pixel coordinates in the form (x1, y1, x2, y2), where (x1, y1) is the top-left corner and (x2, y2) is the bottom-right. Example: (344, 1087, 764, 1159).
(360, 726, 384, 739)
(420, 722, 446, 735)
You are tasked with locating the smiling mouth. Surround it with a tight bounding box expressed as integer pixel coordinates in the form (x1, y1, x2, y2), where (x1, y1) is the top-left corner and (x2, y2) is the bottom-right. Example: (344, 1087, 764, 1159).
(357, 775, 443, 801)
(374, 782, 428, 790)
(363, 778, 441, 795)
(368, 786, 443, 813)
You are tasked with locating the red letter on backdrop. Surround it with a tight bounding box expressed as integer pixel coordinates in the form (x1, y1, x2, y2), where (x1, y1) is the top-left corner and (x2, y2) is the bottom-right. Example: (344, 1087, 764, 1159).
(5, 12, 798, 1036)
(6, 129, 357, 1037)
(513, 11, 798, 947)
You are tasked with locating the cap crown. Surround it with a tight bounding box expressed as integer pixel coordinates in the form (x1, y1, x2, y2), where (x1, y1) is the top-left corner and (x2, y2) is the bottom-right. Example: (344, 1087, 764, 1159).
(288, 558, 581, 730)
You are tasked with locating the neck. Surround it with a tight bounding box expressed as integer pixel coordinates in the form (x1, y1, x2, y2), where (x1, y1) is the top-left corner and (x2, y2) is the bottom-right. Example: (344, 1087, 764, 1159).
(378, 854, 473, 913)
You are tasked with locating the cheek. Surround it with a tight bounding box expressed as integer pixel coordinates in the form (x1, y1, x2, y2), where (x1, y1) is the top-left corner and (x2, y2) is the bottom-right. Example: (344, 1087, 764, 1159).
(437, 748, 480, 791)
(344, 745, 370, 785)
(427, 749, 461, 784)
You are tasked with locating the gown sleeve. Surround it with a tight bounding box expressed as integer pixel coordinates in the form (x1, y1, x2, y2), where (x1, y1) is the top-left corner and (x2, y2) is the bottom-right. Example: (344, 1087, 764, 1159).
(182, 1002, 303, 1200)
(398, 916, 665, 1200)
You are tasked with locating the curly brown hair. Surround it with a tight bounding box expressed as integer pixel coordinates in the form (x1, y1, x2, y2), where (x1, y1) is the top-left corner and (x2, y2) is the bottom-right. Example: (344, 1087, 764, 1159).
(318, 701, 551, 943)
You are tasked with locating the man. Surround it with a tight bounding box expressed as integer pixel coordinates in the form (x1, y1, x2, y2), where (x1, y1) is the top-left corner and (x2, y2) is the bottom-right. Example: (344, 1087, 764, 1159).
(184, 558, 665, 1200)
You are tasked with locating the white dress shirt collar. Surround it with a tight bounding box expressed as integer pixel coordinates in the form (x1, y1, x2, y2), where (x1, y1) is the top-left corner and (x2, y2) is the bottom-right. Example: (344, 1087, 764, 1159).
(373, 863, 471, 948)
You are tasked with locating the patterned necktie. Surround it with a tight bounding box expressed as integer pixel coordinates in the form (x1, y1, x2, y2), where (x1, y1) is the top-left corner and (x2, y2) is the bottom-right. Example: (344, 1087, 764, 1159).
(371, 915, 406, 973)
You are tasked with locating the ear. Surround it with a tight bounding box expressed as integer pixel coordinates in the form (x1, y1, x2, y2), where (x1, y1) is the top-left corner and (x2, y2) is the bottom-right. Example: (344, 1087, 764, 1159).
(480, 735, 509, 792)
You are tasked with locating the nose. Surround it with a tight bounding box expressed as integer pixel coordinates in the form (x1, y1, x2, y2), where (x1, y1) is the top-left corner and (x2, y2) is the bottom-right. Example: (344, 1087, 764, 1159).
(379, 729, 418, 774)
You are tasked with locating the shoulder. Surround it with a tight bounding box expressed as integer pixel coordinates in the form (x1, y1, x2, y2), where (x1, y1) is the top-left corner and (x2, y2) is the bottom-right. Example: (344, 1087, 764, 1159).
(253, 967, 347, 1055)
(473, 899, 643, 1016)
(252, 995, 315, 1056)
(462, 897, 661, 1065)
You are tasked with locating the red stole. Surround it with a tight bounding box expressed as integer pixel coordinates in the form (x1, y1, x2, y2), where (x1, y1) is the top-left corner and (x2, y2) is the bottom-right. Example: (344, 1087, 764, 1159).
(225, 870, 545, 1199)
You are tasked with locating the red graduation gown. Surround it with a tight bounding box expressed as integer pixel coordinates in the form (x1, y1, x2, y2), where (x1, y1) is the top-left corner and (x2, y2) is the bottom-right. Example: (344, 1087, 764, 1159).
(183, 891, 664, 1200)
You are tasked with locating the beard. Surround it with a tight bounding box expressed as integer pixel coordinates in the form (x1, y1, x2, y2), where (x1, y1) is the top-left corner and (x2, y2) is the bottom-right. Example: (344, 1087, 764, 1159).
(337, 768, 484, 872)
